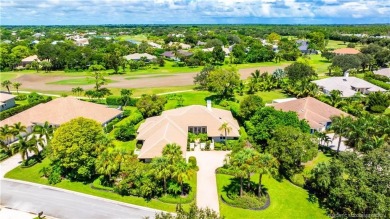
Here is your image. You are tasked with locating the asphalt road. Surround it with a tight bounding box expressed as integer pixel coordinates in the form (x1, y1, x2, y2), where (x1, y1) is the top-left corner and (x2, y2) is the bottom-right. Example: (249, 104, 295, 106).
(0, 180, 158, 219)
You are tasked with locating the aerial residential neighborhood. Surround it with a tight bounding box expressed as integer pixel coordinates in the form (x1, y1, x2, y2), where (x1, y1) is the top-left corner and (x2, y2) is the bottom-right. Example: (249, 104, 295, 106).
(1, 1, 390, 219)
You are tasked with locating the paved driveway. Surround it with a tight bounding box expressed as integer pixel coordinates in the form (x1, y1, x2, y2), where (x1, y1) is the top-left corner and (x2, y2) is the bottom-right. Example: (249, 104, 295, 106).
(0, 180, 158, 219)
(186, 151, 230, 213)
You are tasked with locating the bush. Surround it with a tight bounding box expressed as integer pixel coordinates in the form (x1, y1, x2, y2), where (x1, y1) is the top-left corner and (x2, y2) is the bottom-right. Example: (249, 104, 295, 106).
(40, 164, 62, 185)
(188, 156, 197, 170)
(106, 95, 121, 105)
(105, 118, 120, 133)
(27, 92, 45, 104)
(214, 142, 223, 151)
(21, 157, 40, 167)
(114, 124, 136, 141)
(290, 174, 305, 187)
(14, 94, 27, 101)
(370, 105, 387, 113)
(221, 191, 268, 210)
(364, 77, 390, 90)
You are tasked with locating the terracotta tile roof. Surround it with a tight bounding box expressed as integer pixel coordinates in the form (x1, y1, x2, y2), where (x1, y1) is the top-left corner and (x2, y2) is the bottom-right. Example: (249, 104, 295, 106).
(332, 48, 360, 55)
(136, 105, 240, 159)
(270, 97, 349, 129)
(1, 97, 122, 128)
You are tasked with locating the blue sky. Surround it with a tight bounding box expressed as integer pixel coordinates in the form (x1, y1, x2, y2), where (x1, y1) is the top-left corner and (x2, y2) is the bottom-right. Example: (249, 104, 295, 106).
(1, 0, 389, 25)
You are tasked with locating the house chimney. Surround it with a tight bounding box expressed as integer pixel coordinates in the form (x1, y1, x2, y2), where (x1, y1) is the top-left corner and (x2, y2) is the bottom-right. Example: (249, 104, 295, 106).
(207, 100, 212, 110)
(344, 71, 349, 77)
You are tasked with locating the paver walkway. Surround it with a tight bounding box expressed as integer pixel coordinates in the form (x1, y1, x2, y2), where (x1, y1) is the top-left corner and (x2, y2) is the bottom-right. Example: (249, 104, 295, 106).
(186, 151, 230, 213)
(0, 154, 22, 178)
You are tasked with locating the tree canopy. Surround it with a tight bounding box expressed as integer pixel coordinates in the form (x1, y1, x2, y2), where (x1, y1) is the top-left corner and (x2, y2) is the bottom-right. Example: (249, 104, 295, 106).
(207, 67, 240, 98)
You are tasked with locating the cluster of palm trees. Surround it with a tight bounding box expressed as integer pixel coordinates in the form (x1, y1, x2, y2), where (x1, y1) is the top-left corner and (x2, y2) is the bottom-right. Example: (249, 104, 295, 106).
(225, 148, 278, 198)
(0, 121, 54, 161)
(1, 80, 22, 94)
(247, 70, 282, 94)
(330, 114, 389, 153)
(95, 143, 195, 197)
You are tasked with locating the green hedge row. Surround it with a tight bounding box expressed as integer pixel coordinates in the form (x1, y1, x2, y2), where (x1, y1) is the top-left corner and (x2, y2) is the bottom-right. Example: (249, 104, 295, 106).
(0, 97, 52, 120)
(106, 96, 137, 106)
(365, 77, 390, 90)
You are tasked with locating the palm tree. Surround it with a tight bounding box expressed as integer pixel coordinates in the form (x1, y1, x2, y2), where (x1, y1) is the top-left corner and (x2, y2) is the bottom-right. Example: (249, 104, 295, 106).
(330, 115, 352, 154)
(1, 80, 12, 93)
(12, 82, 22, 94)
(95, 150, 118, 181)
(33, 121, 54, 146)
(12, 135, 38, 161)
(218, 122, 232, 144)
(12, 122, 27, 137)
(162, 143, 183, 164)
(71, 87, 84, 96)
(254, 152, 278, 197)
(228, 149, 253, 197)
(150, 157, 171, 194)
(173, 160, 194, 196)
(326, 90, 344, 108)
(0, 124, 14, 144)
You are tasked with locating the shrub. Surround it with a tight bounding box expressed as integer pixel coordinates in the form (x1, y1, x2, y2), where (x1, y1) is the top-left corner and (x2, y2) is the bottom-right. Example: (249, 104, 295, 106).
(222, 191, 268, 209)
(370, 105, 387, 113)
(188, 156, 197, 169)
(214, 142, 223, 150)
(21, 157, 40, 167)
(105, 118, 120, 133)
(106, 95, 121, 105)
(27, 92, 45, 104)
(290, 174, 305, 187)
(114, 124, 136, 141)
(40, 164, 62, 184)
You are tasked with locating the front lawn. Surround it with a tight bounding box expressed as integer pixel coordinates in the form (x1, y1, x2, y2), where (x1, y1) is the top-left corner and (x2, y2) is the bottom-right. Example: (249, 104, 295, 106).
(217, 174, 328, 219)
(5, 158, 187, 212)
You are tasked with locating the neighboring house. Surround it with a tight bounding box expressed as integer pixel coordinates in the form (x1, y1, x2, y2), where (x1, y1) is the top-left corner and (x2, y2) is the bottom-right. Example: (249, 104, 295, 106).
(31, 40, 40, 45)
(168, 42, 191, 49)
(124, 53, 157, 62)
(51, 40, 64, 45)
(148, 42, 162, 49)
(21, 55, 40, 67)
(33, 33, 44, 38)
(202, 46, 231, 56)
(162, 50, 193, 61)
(271, 97, 349, 133)
(312, 76, 386, 97)
(374, 68, 390, 78)
(332, 48, 360, 55)
(74, 38, 89, 46)
(197, 41, 206, 46)
(0, 97, 122, 134)
(136, 102, 240, 161)
(296, 40, 317, 54)
(0, 92, 16, 112)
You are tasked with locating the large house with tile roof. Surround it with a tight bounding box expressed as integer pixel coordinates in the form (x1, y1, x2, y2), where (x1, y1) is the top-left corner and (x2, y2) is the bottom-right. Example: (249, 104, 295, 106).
(270, 97, 349, 133)
(136, 102, 240, 161)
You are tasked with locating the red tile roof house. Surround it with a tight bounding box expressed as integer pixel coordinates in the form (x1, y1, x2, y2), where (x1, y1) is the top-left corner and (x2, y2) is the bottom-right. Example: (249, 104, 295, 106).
(331, 48, 360, 55)
(270, 97, 349, 133)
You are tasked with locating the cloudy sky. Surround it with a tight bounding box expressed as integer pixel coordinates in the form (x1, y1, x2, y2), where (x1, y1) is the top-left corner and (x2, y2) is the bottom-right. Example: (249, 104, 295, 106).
(1, 0, 389, 25)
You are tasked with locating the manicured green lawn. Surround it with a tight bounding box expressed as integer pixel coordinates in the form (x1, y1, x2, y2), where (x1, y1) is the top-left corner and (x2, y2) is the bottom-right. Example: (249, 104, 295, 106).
(47, 78, 116, 85)
(306, 54, 331, 76)
(217, 174, 328, 219)
(303, 151, 332, 173)
(116, 34, 148, 42)
(5, 158, 186, 212)
(164, 91, 213, 110)
(327, 40, 347, 49)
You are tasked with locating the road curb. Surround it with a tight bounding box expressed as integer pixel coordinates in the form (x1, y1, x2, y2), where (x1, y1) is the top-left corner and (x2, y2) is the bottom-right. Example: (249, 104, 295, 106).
(1, 178, 166, 214)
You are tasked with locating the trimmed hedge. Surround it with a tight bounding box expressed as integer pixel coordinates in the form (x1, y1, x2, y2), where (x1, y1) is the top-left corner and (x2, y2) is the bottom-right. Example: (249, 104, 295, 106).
(106, 95, 121, 105)
(364, 77, 390, 90)
(221, 192, 270, 210)
(0, 97, 51, 120)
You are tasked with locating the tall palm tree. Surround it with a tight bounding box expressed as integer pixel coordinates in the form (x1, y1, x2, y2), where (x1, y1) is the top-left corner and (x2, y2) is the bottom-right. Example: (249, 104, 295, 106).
(326, 90, 344, 108)
(33, 121, 54, 146)
(12, 135, 38, 161)
(150, 157, 171, 194)
(254, 152, 278, 197)
(330, 115, 352, 154)
(12, 82, 22, 94)
(12, 122, 27, 137)
(1, 80, 12, 93)
(229, 149, 253, 197)
(173, 160, 193, 196)
(219, 122, 232, 144)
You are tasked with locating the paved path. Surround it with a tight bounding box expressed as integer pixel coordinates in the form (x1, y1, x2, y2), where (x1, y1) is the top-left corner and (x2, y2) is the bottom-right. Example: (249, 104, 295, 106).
(186, 151, 230, 213)
(0, 154, 22, 179)
(0, 179, 159, 219)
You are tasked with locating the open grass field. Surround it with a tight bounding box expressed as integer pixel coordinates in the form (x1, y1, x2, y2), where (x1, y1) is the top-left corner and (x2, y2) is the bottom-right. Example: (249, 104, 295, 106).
(5, 158, 190, 212)
(116, 34, 148, 42)
(47, 78, 116, 85)
(327, 40, 347, 49)
(217, 173, 328, 219)
(306, 54, 331, 76)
